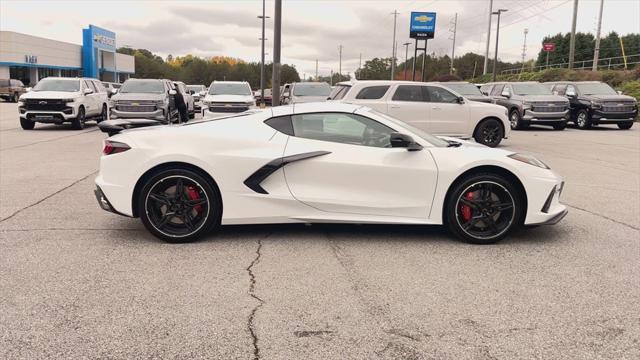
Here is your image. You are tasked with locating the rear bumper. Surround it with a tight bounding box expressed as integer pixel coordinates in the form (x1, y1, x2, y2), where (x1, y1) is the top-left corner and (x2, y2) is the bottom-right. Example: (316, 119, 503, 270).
(94, 186, 131, 217)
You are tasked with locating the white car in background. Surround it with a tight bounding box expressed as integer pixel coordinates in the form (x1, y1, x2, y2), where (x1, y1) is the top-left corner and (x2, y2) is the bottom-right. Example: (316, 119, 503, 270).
(202, 81, 255, 118)
(282, 82, 332, 104)
(335, 80, 510, 147)
(18, 77, 109, 130)
(95, 102, 566, 245)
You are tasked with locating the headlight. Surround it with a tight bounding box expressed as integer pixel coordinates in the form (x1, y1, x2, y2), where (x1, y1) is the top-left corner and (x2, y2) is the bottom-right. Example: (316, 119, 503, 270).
(522, 101, 532, 110)
(590, 101, 602, 109)
(508, 153, 550, 169)
(62, 98, 76, 103)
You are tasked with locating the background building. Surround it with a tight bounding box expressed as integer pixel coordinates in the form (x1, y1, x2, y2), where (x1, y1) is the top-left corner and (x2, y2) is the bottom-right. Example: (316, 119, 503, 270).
(0, 25, 134, 85)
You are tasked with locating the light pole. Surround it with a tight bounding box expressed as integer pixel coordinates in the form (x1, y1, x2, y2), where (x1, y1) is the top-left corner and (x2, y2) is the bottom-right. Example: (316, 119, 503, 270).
(258, 0, 270, 107)
(403, 42, 411, 80)
(271, 0, 282, 106)
(492, 8, 507, 82)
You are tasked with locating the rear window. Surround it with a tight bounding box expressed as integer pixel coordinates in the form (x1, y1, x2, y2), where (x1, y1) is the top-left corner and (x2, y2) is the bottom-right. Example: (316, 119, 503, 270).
(355, 85, 390, 100)
(328, 85, 351, 100)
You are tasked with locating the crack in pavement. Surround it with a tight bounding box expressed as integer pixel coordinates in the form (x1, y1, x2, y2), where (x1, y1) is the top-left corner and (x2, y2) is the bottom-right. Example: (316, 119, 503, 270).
(0, 170, 97, 223)
(565, 203, 639, 231)
(0, 127, 100, 151)
(246, 233, 270, 360)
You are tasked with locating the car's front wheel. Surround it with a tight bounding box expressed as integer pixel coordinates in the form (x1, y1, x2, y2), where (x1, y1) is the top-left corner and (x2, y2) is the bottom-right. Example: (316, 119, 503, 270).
(71, 106, 85, 130)
(575, 109, 591, 129)
(445, 173, 524, 244)
(509, 109, 528, 130)
(97, 104, 107, 123)
(617, 122, 633, 130)
(474, 119, 504, 147)
(138, 168, 222, 243)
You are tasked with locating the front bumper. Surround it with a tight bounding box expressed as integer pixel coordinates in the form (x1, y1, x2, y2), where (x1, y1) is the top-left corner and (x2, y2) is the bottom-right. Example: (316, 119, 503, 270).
(522, 109, 569, 122)
(591, 109, 637, 123)
(524, 177, 568, 226)
(20, 110, 76, 122)
(111, 108, 165, 121)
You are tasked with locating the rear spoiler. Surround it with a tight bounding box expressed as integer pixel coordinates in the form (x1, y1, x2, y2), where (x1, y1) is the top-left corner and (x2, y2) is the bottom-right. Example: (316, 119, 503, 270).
(98, 118, 164, 136)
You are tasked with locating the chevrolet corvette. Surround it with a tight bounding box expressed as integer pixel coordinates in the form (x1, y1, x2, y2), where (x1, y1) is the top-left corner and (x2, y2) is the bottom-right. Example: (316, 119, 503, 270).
(94, 102, 567, 244)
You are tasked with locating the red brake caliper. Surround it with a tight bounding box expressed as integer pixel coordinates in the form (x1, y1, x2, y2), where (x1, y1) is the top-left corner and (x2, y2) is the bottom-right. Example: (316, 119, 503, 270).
(461, 191, 474, 221)
(186, 186, 203, 214)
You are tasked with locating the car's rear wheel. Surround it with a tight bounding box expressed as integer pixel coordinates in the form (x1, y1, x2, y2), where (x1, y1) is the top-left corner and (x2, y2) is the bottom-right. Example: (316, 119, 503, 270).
(445, 173, 523, 244)
(139, 169, 221, 243)
(576, 109, 591, 129)
(97, 104, 107, 123)
(71, 106, 85, 130)
(509, 109, 528, 130)
(20, 118, 35, 130)
(617, 122, 633, 130)
(474, 119, 504, 147)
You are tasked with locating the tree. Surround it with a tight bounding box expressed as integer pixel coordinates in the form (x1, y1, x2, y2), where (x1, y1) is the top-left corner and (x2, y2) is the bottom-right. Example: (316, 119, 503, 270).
(356, 58, 391, 80)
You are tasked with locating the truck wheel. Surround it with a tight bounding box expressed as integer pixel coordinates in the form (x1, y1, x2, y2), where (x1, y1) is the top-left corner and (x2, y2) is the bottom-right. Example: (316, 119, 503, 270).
(575, 109, 591, 129)
(474, 119, 504, 147)
(552, 121, 567, 130)
(509, 109, 528, 130)
(97, 104, 107, 123)
(71, 106, 85, 130)
(617, 122, 633, 130)
(20, 118, 35, 130)
(12, 93, 19, 103)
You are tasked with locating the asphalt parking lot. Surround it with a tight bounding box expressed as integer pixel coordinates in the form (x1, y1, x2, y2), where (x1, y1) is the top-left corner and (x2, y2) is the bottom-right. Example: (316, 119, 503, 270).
(1, 101, 638, 359)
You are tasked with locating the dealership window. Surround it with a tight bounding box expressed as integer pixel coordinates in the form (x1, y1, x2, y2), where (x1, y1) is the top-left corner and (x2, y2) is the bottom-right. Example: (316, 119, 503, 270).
(61, 69, 81, 78)
(38, 68, 58, 79)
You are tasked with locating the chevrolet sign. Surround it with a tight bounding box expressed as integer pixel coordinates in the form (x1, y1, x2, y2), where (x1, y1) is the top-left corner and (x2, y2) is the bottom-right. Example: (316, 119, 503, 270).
(93, 34, 115, 48)
(410, 11, 436, 39)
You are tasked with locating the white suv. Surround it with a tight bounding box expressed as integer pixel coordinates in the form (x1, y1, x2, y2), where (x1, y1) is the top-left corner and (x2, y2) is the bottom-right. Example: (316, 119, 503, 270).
(19, 77, 109, 130)
(337, 80, 510, 147)
(202, 81, 255, 118)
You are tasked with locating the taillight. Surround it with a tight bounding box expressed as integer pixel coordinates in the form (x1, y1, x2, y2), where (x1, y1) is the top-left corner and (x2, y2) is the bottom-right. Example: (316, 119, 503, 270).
(103, 140, 130, 155)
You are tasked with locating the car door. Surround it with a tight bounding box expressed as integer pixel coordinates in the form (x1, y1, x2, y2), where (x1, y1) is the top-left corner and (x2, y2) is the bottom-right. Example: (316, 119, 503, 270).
(281, 111, 438, 218)
(425, 85, 469, 136)
(82, 80, 97, 115)
(385, 84, 431, 132)
(92, 80, 107, 111)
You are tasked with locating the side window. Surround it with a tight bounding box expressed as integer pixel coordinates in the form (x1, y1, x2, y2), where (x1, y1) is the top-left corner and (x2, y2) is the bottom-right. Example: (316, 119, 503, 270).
(84, 80, 96, 93)
(554, 84, 567, 95)
(264, 116, 294, 136)
(355, 85, 390, 100)
(328, 85, 350, 100)
(392, 85, 426, 102)
(426, 86, 459, 103)
(490, 84, 504, 96)
(93, 81, 106, 93)
(291, 113, 395, 148)
(480, 84, 492, 95)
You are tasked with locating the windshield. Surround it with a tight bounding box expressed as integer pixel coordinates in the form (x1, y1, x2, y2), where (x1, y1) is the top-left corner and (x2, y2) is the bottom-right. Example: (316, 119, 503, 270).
(187, 85, 205, 92)
(367, 109, 449, 147)
(209, 83, 252, 95)
(33, 79, 80, 92)
(120, 80, 165, 94)
(293, 83, 331, 96)
(576, 83, 617, 95)
(443, 83, 482, 96)
(512, 83, 552, 95)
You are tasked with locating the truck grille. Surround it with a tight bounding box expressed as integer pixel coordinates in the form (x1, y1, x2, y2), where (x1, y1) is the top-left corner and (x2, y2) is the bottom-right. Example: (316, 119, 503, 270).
(532, 103, 567, 113)
(117, 105, 156, 112)
(24, 99, 67, 111)
(602, 102, 635, 112)
(209, 103, 249, 113)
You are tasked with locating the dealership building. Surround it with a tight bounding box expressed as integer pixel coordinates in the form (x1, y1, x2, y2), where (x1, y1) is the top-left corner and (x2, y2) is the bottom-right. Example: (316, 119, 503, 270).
(0, 25, 134, 86)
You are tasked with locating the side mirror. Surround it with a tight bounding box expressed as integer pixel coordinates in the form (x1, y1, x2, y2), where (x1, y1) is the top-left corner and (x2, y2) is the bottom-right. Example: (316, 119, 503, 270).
(566, 89, 576, 97)
(390, 132, 423, 151)
(189, 90, 195, 95)
(617, 90, 623, 95)
(457, 96, 465, 104)
(501, 89, 511, 98)
(169, 89, 177, 96)
(199, 91, 207, 96)
(25, 87, 32, 92)
(84, 88, 94, 95)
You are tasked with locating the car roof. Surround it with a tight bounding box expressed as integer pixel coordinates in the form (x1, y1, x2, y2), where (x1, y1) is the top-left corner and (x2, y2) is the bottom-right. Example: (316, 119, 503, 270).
(440, 81, 472, 84)
(291, 101, 363, 114)
(212, 81, 249, 84)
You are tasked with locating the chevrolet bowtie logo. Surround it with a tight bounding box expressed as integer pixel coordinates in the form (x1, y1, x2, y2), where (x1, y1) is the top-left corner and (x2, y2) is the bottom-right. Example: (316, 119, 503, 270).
(39, 101, 47, 105)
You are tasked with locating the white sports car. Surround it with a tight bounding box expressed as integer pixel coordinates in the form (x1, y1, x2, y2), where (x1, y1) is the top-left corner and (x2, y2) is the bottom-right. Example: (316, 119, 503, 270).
(94, 102, 567, 244)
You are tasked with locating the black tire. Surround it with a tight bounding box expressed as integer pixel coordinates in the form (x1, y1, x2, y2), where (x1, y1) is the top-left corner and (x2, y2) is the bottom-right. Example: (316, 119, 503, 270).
(509, 109, 528, 130)
(575, 109, 591, 129)
(12, 93, 19, 103)
(552, 121, 567, 130)
(71, 106, 85, 130)
(138, 168, 222, 243)
(445, 173, 524, 244)
(189, 111, 195, 119)
(617, 122, 633, 130)
(474, 118, 504, 147)
(97, 104, 107, 123)
(20, 118, 35, 130)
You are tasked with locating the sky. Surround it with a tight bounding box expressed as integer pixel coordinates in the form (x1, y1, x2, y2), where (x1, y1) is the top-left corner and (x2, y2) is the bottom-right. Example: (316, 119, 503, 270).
(1, 0, 639, 77)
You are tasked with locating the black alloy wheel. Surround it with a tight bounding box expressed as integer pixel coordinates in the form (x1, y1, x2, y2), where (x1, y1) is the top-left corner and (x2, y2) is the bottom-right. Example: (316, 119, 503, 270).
(72, 106, 85, 130)
(139, 169, 221, 242)
(575, 109, 591, 129)
(446, 174, 522, 244)
(474, 119, 504, 147)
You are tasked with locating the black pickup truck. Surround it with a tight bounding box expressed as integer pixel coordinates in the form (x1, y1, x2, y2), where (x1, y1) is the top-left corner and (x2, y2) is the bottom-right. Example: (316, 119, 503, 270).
(546, 81, 638, 130)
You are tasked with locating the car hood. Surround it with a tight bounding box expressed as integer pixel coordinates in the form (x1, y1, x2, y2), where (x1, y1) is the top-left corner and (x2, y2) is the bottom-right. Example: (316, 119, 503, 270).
(112, 93, 165, 101)
(520, 95, 568, 102)
(583, 94, 636, 102)
(203, 94, 254, 103)
(20, 91, 81, 99)
(292, 95, 328, 103)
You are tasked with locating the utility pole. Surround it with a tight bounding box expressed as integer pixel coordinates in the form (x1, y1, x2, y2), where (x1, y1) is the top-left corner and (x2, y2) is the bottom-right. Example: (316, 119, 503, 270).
(449, 13, 458, 75)
(403, 42, 411, 80)
(483, 0, 493, 75)
(271, 0, 281, 106)
(592, 0, 604, 71)
(315, 59, 318, 81)
(568, 0, 579, 69)
(390, 10, 399, 80)
(338, 44, 343, 80)
(330, 69, 334, 86)
(519, 28, 528, 78)
(258, 0, 269, 107)
(492, 8, 508, 82)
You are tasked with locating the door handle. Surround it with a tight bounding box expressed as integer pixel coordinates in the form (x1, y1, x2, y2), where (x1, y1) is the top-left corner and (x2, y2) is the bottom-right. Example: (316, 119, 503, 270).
(389, 105, 400, 109)
(432, 107, 442, 110)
